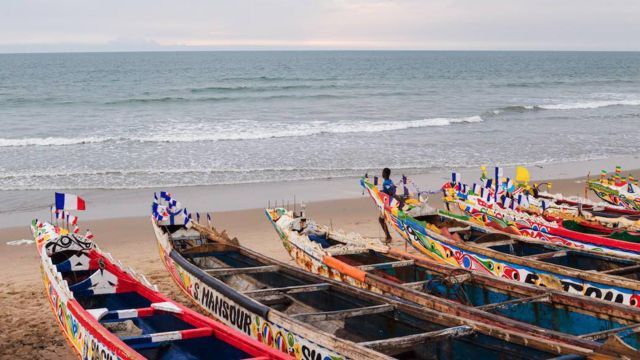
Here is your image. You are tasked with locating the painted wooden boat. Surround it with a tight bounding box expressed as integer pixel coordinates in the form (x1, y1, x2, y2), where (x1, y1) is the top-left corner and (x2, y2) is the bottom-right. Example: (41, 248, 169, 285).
(32, 219, 287, 360)
(535, 190, 640, 217)
(362, 177, 640, 309)
(265, 207, 640, 357)
(587, 169, 640, 210)
(442, 184, 640, 258)
(151, 193, 588, 359)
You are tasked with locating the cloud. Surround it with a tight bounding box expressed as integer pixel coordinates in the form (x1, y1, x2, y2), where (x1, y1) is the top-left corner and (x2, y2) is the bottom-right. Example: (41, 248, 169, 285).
(0, 0, 639, 52)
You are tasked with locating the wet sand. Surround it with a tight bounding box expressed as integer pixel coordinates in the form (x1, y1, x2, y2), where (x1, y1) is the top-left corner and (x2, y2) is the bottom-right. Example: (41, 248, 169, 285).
(0, 170, 637, 359)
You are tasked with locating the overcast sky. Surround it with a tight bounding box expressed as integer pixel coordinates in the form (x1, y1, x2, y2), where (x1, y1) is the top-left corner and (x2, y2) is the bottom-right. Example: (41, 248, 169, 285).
(1, 0, 640, 53)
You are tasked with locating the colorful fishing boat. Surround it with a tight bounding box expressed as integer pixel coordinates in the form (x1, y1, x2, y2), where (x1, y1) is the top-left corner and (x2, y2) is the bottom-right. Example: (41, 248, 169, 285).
(361, 177, 640, 309)
(32, 219, 287, 360)
(588, 168, 640, 211)
(151, 192, 588, 359)
(265, 207, 640, 357)
(442, 181, 640, 258)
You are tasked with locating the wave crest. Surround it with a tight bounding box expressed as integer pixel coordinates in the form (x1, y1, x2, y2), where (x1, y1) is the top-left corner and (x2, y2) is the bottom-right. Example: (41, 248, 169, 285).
(0, 115, 483, 148)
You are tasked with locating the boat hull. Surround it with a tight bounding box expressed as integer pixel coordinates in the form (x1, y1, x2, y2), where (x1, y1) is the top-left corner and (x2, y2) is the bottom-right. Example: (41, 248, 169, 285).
(35, 226, 141, 360)
(362, 179, 640, 308)
(458, 200, 640, 257)
(152, 220, 346, 360)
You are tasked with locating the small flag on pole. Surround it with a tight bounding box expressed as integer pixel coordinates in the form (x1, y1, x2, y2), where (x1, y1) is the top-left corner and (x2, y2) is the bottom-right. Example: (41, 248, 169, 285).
(616, 166, 622, 174)
(85, 230, 94, 240)
(68, 215, 78, 226)
(451, 172, 461, 184)
(55, 193, 86, 211)
(73, 226, 80, 234)
(207, 213, 212, 227)
(196, 212, 201, 223)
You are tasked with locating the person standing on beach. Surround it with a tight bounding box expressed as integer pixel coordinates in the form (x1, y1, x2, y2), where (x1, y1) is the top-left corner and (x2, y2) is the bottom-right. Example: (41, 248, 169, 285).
(379, 168, 394, 242)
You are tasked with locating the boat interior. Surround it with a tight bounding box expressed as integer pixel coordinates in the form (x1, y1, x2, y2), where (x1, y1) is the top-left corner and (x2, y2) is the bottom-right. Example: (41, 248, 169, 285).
(411, 214, 640, 281)
(47, 236, 264, 360)
(332, 249, 640, 350)
(264, 214, 640, 351)
(165, 225, 559, 360)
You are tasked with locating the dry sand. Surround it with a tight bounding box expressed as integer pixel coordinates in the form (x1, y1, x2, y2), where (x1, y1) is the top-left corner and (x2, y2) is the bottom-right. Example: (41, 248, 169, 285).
(0, 172, 634, 359)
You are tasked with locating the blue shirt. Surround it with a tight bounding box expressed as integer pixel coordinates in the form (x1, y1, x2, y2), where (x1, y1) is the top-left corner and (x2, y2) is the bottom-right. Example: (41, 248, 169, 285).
(382, 178, 396, 196)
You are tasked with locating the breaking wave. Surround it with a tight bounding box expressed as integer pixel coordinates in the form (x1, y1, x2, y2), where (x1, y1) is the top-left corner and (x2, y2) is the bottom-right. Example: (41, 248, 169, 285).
(0, 115, 483, 148)
(493, 98, 640, 114)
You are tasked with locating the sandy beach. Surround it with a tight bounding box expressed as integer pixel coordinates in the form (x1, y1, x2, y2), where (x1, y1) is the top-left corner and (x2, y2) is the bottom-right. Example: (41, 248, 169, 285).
(1, 167, 639, 359)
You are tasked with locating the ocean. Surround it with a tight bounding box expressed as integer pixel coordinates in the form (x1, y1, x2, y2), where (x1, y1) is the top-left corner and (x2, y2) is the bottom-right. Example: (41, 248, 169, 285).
(1, 51, 639, 191)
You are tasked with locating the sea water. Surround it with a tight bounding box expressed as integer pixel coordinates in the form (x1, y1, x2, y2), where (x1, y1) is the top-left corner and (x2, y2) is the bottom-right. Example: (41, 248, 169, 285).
(1, 51, 639, 191)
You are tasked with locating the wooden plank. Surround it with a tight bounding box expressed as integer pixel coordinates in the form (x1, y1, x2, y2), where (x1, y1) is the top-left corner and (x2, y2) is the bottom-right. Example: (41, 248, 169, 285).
(523, 250, 568, 261)
(291, 304, 394, 321)
(601, 264, 640, 275)
(359, 325, 474, 355)
(476, 293, 551, 311)
(403, 280, 429, 289)
(203, 265, 279, 276)
(447, 226, 471, 233)
(326, 247, 370, 256)
(242, 283, 330, 298)
(358, 260, 414, 271)
(474, 239, 516, 248)
(579, 323, 640, 341)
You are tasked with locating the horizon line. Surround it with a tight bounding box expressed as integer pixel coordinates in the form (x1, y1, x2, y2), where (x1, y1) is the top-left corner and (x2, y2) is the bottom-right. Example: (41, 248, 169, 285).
(2, 49, 640, 55)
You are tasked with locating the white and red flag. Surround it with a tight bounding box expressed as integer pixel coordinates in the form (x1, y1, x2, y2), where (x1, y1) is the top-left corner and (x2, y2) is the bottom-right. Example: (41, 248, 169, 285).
(85, 230, 94, 240)
(55, 192, 86, 211)
(68, 215, 78, 226)
(73, 226, 80, 234)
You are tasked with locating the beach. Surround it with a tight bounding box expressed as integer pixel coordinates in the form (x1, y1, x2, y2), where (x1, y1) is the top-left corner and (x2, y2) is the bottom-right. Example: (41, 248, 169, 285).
(2, 166, 639, 359)
(2, 48, 640, 360)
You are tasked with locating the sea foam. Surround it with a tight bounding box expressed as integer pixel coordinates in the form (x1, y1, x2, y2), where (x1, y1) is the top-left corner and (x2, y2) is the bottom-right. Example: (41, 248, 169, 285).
(0, 115, 483, 148)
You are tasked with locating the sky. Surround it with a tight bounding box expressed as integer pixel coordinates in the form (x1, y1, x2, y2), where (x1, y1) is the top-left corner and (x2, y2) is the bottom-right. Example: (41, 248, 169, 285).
(1, 0, 640, 53)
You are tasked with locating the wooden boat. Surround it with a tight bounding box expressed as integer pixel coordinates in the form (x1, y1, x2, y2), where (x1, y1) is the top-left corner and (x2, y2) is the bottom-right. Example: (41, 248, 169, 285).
(534, 188, 640, 217)
(442, 183, 640, 258)
(151, 193, 593, 359)
(588, 170, 640, 211)
(31, 219, 287, 360)
(265, 207, 640, 357)
(361, 177, 640, 309)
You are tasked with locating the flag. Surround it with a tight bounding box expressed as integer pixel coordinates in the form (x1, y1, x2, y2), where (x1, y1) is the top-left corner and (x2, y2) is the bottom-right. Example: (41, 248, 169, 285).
(451, 172, 461, 184)
(616, 166, 622, 174)
(73, 226, 80, 234)
(68, 215, 78, 226)
(472, 183, 479, 195)
(494, 167, 503, 201)
(196, 212, 201, 223)
(85, 230, 94, 240)
(601, 170, 607, 178)
(515, 166, 530, 184)
(207, 213, 212, 227)
(56, 210, 65, 220)
(485, 179, 493, 189)
(55, 192, 86, 211)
